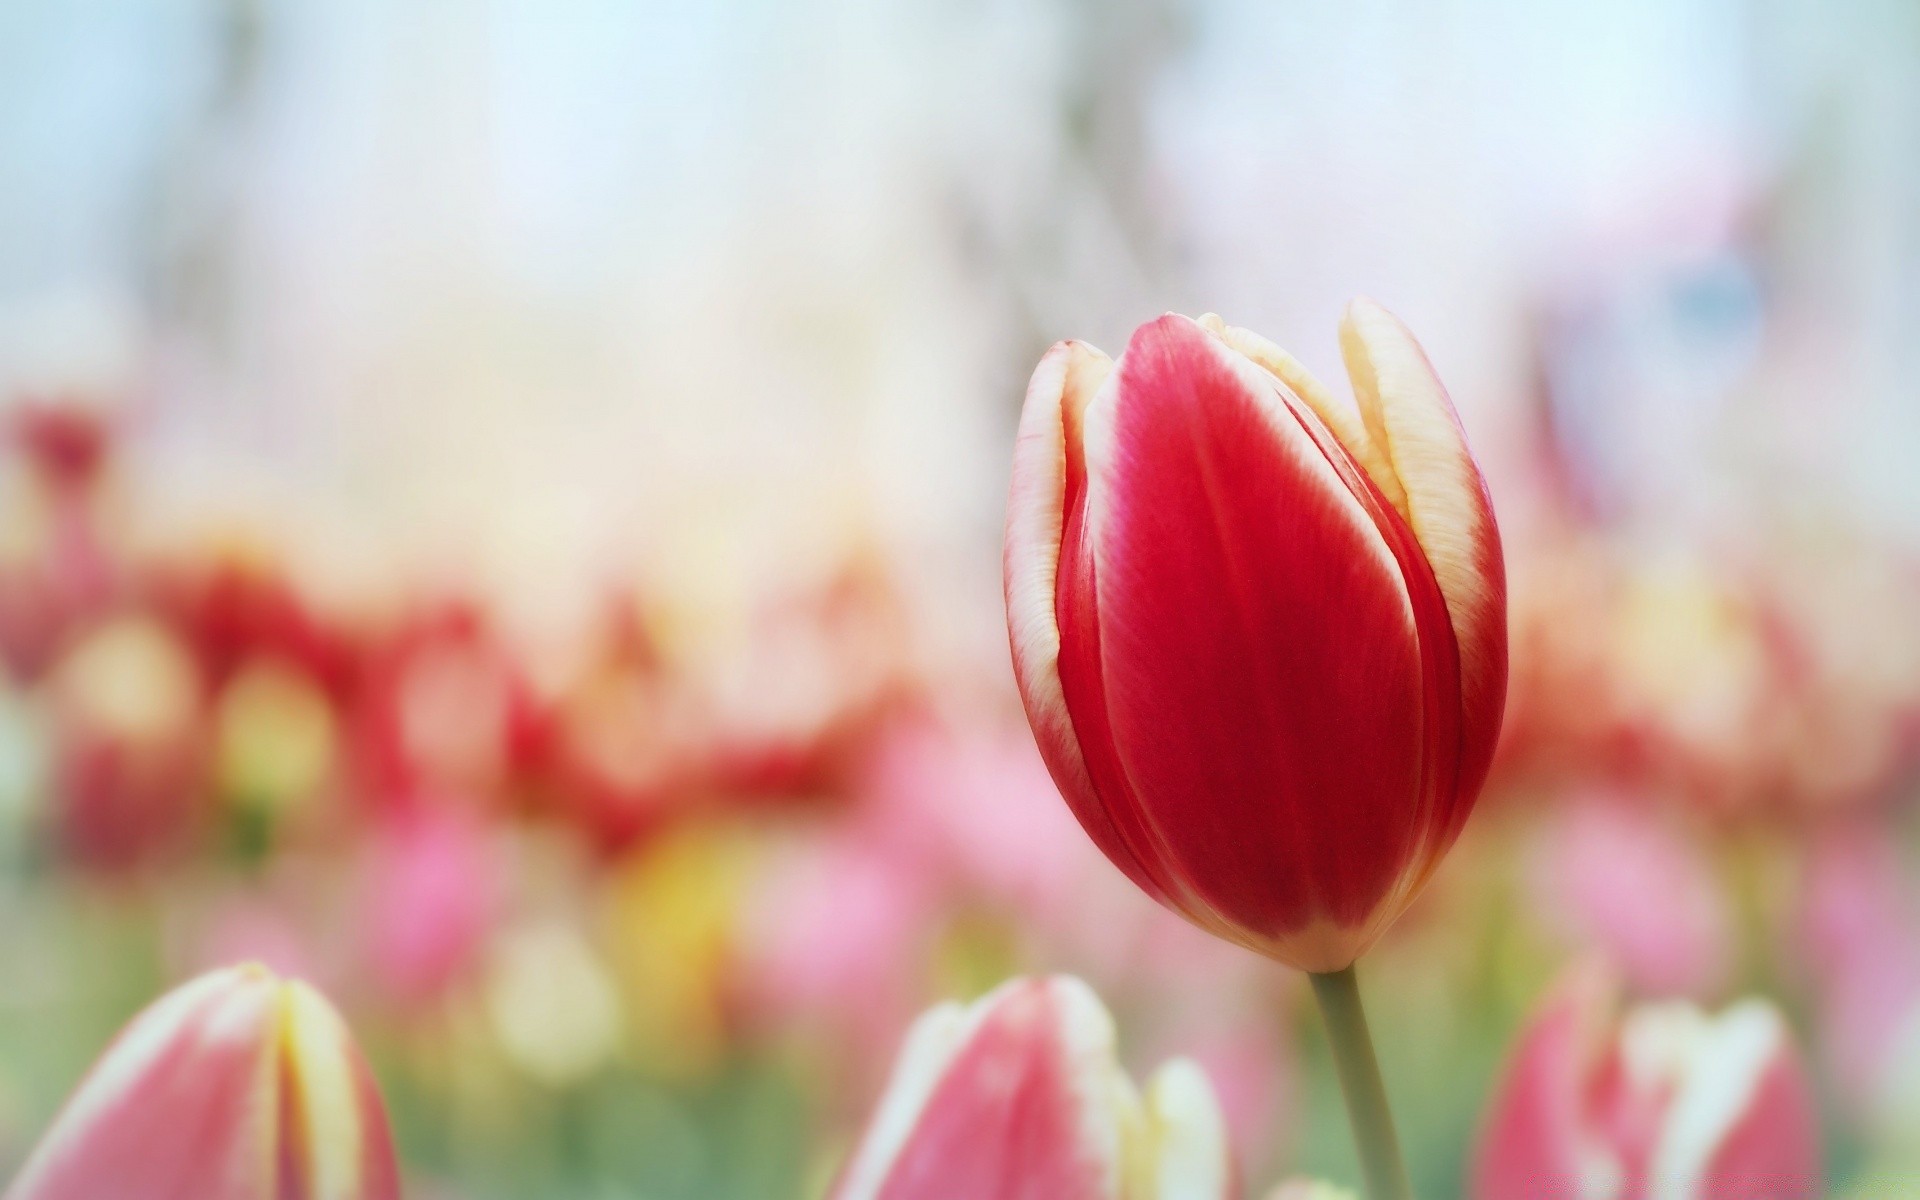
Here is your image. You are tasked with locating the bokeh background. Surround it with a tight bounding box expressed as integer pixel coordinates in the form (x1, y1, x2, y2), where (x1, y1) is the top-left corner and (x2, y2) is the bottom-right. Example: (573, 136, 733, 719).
(3, 1, 1919, 1196)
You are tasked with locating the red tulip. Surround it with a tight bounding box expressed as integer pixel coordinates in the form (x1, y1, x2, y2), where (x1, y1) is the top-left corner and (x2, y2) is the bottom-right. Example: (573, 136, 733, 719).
(1005, 303, 1506, 972)
(1473, 966, 1820, 1200)
(6, 964, 401, 1200)
(831, 976, 1236, 1200)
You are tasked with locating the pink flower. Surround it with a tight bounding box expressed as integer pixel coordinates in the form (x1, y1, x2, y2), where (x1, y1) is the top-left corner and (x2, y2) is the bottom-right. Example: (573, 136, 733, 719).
(1005, 303, 1506, 972)
(832, 976, 1236, 1200)
(1528, 798, 1732, 997)
(359, 806, 499, 1004)
(1474, 966, 1820, 1200)
(6, 964, 401, 1200)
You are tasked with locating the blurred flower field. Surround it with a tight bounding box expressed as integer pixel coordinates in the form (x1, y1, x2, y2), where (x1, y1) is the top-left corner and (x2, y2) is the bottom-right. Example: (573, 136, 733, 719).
(2, 2, 1920, 1197)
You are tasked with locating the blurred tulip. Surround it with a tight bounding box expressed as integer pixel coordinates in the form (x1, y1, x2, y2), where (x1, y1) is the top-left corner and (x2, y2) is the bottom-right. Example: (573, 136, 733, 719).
(5, 964, 400, 1200)
(360, 806, 498, 1005)
(702, 557, 909, 801)
(8, 399, 110, 494)
(735, 828, 939, 1066)
(0, 408, 117, 681)
(352, 602, 546, 808)
(214, 658, 339, 824)
(149, 553, 364, 704)
(1474, 966, 1820, 1200)
(857, 716, 1092, 917)
(1005, 302, 1506, 972)
(1796, 829, 1920, 1127)
(1528, 798, 1731, 998)
(46, 615, 206, 869)
(483, 921, 622, 1088)
(546, 646, 705, 852)
(831, 976, 1236, 1200)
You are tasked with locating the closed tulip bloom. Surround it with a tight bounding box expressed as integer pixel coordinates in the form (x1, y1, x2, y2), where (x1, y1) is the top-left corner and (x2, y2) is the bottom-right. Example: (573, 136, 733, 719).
(1474, 967, 1820, 1200)
(6, 964, 401, 1200)
(832, 976, 1235, 1200)
(1006, 302, 1506, 973)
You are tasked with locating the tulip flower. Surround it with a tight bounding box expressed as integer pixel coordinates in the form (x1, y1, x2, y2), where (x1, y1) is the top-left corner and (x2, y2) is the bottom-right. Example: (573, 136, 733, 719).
(6, 963, 401, 1200)
(1005, 302, 1505, 1199)
(1474, 966, 1821, 1200)
(831, 976, 1235, 1200)
(1005, 301, 1503, 970)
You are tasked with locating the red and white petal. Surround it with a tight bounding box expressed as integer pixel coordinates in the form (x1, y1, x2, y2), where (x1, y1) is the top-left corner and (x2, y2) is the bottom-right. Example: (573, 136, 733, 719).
(1338, 299, 1508, 796)
(834, 977, 1129, 1200)
(1646, 1002, 1820, 1200)
(7, 966, 283, 1200)
(278, 981, 403, 1200)
(1196, 315, 1404, 520)
(1008, 341, 1181, 907)
(1079, 314, 1427, 969)
(7, 966, 401, 1200)
(1472, 967, 1618, 1200)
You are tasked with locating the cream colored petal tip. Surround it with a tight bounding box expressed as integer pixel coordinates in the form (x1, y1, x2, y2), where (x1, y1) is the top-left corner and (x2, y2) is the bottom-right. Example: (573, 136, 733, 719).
(1134, 1058, 1232, 1200)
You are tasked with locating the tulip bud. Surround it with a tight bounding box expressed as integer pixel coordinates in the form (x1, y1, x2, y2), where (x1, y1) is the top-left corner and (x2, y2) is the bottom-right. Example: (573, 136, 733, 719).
(1473, 967, 1820, 1200)
(6, 964, 401, 1200)
(832, 976, 1236, 1200)
(1005, 303, 1506, 972)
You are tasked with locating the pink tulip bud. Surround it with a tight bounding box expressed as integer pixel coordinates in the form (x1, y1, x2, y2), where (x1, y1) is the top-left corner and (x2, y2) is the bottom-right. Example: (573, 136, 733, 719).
(6, 964, 401, 1200)
(1473, 967, 1820, 1200)
(832, 976, 1236, 1200)
(1005, 304, 1506, 972)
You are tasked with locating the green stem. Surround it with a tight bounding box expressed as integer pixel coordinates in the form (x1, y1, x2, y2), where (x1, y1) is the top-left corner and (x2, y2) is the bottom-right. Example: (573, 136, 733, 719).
(1310, 965, 1413, 1200)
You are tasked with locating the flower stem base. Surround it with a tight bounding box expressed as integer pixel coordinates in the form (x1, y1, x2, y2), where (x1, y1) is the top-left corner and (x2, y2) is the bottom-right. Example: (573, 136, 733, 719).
(1310, 965, 1413, 1200)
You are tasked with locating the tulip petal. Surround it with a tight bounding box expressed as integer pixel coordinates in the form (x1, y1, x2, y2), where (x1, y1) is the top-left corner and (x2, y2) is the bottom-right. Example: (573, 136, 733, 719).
(1646, 1003, 1820, 1200)
(1135, 1058, 1236, 1200)
(6, 966, 282, 1200)
(1195, 316, 1404, 521)
(5, 966, 402, 1200)
(1338, 299, 1507, 801)
(1471, 966, 1618, 1200)
(1075, 314, 1428, 966)
(1007, 340, 1183, 908)
(837, 978, 1124, 1200)
(278, 982, 402, 1200)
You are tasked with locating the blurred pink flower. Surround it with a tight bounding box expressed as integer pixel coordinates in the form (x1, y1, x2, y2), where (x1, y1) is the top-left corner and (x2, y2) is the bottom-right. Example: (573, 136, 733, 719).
(359, 804, 500, 1005)
(1474, 964, 1820, 1200)
(734, 829, 938, 1057)
(857, 716, 1092, 918)
(1795, 828, 1920, 1118)
(1527, 797, 1731, 997)
(831, 976, 1236, 1200)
